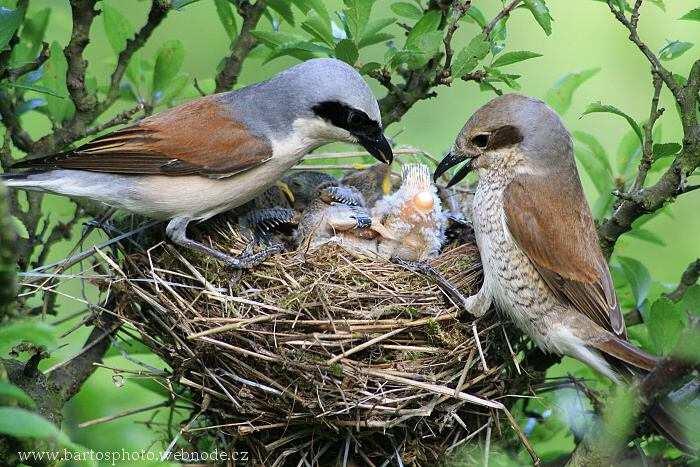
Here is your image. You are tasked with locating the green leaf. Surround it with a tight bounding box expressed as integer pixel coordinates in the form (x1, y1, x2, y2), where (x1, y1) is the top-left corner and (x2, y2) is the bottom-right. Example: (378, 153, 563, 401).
(544, 68, 600, 114)
(101, 3, 134, 54)
(486, 68, 521, 89)
(405, 10, 441, 49)
(2, 82, 65, 98)
(214, 0, 237, 40)
(252, 30, 307, 48)
(301, 11, 335, 46)
(451, 34, 490, 79)
(573, 131, 613, 174)
(359, 17, 395, 48)
(574, 146, 613, 196)
(0, 320, 57, 354)
(268, 0, 295, 25)
(652, 142, 681, 160)
(679, 7, 700, 22)
(344, 0, 374, 41)
(616, 128, 642, 177)
(627, 228, 666, 246)
(678, 285, 700, 316)
(172, 0, 203, 9)
(592, 193, 615, 220)
(38, 41, 74, 123)
(463, 6, 487, 27)
(0, 407, 71, 444)
(152, 39, 185, 100)
(161, 73, 189, 105)
(359, 61, 382, 75)
(522, 0, 552, 35)
(581, 102, 643, 144)
(391, 2, 422, 20)
(647, 0, 664, 11)
(15, 7, 50, 62)
(617, 256, 651, 309)
(334, 39, 359, 65)
(264, 41, 330, 63)
(0, 3, 26, 51)
(491, 50, 542, 68)
(659, 41, 693, 61)
(310, 0, 332, 22)
(0, 381, 36, 408)
(647, 297, 686, 355)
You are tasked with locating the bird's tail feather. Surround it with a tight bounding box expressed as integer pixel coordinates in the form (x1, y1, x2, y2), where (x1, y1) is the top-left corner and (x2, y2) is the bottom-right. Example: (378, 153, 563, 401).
(592, 337, 658, 371)
(1, 170, 52, 190)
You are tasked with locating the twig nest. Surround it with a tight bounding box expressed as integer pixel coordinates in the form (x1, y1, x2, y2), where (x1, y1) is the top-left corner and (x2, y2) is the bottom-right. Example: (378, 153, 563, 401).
(112, 220, 530, 466)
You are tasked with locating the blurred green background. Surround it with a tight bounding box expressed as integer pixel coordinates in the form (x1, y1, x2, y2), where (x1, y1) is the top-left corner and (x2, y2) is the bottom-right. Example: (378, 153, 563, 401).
(10, 0, 699, 464)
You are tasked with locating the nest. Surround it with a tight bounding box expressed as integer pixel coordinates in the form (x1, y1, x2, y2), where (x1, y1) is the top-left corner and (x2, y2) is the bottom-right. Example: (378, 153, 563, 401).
(108, 215, 535, 466)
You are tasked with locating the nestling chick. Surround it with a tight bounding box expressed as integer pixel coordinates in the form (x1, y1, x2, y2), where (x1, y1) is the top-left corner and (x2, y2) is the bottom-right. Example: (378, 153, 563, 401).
(341, 163, 393, 206)
(373, 164, 447, 261)
(296, 185, 391, 255)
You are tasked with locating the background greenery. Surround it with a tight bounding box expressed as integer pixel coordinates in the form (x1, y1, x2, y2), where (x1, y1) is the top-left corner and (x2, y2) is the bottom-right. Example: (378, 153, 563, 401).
(1, 0, 698, 465)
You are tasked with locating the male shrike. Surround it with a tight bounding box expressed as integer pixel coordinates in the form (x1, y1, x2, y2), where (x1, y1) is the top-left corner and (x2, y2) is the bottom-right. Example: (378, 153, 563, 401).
(2, 58, 392, 267)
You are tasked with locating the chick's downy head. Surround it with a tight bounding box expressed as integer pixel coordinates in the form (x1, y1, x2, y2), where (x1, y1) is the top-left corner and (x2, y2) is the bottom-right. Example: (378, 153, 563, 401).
(373, 164, 447, 260)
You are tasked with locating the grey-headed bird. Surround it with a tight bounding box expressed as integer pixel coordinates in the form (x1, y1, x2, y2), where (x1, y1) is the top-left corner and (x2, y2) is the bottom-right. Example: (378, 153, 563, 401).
(434, 93, 688, 449)
(2, 58, 392, 268)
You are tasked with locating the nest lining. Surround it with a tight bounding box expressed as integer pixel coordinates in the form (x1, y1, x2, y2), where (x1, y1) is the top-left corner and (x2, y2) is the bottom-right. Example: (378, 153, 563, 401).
(109, 218, 533, 466)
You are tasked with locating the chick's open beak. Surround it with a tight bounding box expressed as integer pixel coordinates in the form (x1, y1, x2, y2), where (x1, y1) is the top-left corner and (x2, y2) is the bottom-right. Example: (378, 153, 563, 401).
(433, 150, 477, 188)
(358, 131, 393, 165)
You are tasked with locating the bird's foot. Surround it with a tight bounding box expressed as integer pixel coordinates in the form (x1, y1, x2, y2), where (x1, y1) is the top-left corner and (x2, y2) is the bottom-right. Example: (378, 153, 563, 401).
(351, 213, 372, 229)
(223, 242, 285, 269)
(241, 207, 298, 244)
(320, 185, 366, 206)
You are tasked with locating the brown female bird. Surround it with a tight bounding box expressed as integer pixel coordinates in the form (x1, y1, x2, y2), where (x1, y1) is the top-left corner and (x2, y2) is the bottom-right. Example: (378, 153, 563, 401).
(434, 94, 688, 449)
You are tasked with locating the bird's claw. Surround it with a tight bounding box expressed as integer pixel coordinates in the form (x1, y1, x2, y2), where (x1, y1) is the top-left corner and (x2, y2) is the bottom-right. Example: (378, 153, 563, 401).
(352, 215, 372, 230)
(320, 185, 365, 207)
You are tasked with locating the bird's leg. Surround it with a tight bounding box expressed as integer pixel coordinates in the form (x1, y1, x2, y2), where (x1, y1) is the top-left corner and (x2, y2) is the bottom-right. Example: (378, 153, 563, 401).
(240, 207, 298, 244)
(391, 257, 490, 317)
(166, 217, 283, 269)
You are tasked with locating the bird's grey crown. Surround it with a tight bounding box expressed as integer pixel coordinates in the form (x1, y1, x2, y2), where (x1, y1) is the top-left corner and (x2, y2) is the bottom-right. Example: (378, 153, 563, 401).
(460, 93, 573, 168)
(219, 58, 381, 139)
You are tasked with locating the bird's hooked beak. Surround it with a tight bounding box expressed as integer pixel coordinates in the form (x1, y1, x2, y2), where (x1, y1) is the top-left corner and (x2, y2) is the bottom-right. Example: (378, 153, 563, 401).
(433, 148, 479, 188)
(357, 130, 393, 165)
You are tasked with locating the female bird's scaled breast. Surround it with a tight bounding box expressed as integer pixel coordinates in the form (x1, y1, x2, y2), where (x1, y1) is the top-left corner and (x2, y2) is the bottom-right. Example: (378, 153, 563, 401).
(471, 180, 559, 347)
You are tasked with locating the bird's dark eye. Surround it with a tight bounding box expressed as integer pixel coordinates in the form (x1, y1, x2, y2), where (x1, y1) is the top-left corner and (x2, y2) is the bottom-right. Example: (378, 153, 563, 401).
(471, 133, 490, 148)
(347, 111, 365, 128)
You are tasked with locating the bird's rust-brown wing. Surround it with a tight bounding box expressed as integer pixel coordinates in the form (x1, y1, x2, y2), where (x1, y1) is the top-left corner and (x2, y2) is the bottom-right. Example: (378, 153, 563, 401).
(502, 171, 626, 339)
(14, 95, 272, 178)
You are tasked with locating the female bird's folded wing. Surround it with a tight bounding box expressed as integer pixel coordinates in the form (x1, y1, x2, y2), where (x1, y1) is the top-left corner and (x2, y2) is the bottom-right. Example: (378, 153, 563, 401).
(503, 172, 625, 339)
(13, 95, 272, 178)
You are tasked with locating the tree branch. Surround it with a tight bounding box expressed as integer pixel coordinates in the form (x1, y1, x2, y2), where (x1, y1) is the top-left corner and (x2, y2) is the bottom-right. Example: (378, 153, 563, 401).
(214, 0, 267, 93)
(598, 3, 700, 257)
(0, 41, 50, 82)
(666, 258, 700, 302)
(64, 0, 99, 113)
(0, 181, 16, 319)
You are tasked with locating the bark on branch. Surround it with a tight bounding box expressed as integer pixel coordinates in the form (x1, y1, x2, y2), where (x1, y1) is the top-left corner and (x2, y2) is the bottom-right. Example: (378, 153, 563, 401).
(214, 0, 267, 93)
